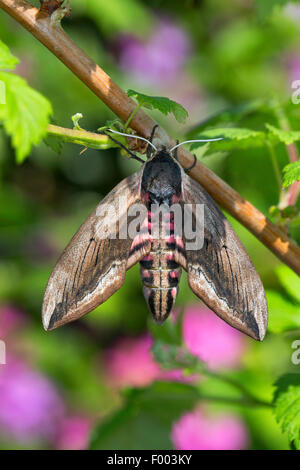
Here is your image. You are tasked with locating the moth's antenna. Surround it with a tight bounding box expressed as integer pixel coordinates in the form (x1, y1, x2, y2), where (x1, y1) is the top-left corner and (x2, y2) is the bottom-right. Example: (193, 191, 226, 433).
(107, 129, 158, 151)
(170, 138, 223, 152)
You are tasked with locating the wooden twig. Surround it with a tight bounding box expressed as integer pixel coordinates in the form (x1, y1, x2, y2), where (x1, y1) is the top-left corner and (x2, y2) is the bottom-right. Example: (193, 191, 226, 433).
(1, 0, 300, 276)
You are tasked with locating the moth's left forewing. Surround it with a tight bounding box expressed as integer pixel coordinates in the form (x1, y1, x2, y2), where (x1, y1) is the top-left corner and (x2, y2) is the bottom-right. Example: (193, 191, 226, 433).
(177, 172, 268, 341)
(42, 171, 150, 331)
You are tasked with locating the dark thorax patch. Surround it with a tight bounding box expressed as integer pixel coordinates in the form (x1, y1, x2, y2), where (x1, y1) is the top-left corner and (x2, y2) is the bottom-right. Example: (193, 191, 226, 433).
(141, 151, 182, 206)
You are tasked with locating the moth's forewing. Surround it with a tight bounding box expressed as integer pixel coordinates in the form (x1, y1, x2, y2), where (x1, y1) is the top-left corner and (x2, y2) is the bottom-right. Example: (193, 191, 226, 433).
(175, 171, 268, 341)
(42, 171, 150, 331)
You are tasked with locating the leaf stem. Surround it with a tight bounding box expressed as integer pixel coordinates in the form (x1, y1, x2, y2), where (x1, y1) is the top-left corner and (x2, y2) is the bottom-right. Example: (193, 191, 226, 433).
(47, 124, 113, 149)
(124, 103, 143, 132)
(196, 393, 271, 408)
(267, 142, 283, 197)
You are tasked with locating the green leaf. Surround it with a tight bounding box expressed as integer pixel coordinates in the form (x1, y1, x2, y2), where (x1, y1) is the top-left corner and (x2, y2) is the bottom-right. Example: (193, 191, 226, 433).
(90, 382, 199, 450)
(0, 40, 19, 70)
(266, 290, 300, 334)
(273, 374, 300, 449)
(188, 100, 267, 135)
(266, 123, 300, 145)
(282, 161, 300, 189)
(189, 127, 266, 152)
(127, 89, 188, 123)
(276, 265, 300, 304)
(0, 72, 52, 163)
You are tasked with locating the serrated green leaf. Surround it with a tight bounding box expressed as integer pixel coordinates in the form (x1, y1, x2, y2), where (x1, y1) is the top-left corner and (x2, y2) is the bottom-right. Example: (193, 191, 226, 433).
(282, 161, 300, 189)
(266, 290, 300, 334)
(266, 123, 300, 145)
(188, 100, 267, 135)
(90, 381, 199, 450)
(276, 265, 300, 304)
(273, 374, 300, 449)
(127, 89, 188, 123)
(0, 40, 19, 70)
(189, 127, 266, 152)
(0, 72, 52, 163)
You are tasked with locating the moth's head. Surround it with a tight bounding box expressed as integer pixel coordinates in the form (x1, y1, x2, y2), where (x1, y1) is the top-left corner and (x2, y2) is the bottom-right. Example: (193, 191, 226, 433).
(141, 150, 182, 204)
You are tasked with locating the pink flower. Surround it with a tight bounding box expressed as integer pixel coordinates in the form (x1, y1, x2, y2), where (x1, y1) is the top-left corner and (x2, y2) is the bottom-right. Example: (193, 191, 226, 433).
(105, 335, 160, 388)
(0, 356, 64, 443)
(114, 19, 190, 85)
(55, 416, 91, 450)
(182, 306, 246, 370)
(0, 305, 25, 338)
(105, 334, 195, 388)
(171, 408, 249, 450)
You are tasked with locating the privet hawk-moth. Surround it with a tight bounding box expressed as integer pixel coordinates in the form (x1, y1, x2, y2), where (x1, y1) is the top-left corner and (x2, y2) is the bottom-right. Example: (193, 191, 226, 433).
(42, 127, 268, 340)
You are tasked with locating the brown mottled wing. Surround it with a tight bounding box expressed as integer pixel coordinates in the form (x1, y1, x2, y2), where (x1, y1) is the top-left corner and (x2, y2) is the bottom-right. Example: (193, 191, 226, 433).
(176, 173, 268, 341)
(42, 172, 150, 331)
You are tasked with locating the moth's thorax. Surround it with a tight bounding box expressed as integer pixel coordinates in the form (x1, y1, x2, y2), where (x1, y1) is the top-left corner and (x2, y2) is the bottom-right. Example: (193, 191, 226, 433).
(141, 150, 182, 206)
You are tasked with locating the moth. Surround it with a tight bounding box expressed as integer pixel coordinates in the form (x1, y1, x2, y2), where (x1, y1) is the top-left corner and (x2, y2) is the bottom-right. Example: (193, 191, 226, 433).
(42, 126, 268, 340)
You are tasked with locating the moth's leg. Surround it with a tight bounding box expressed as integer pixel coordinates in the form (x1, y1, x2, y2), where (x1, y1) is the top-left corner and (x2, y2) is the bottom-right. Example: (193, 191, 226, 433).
(173, 140, 180, 161)
(106, 134, 145, 164)
(147, 125, 159, 159)
(185, 154, 197, 173)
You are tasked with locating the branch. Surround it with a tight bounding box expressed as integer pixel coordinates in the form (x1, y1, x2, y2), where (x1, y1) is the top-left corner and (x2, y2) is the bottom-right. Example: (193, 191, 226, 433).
(1, 0, 300, 276)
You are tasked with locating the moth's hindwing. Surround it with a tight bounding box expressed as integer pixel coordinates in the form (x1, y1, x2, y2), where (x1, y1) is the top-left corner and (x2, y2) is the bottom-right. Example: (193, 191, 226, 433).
(42, 172, 150, 331)
(174, 172, 268, 341)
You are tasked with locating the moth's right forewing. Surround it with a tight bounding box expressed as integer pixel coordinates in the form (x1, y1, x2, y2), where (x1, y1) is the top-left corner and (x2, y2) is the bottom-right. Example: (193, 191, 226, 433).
(180, 174, 268, 341)
(42, 171, 150, 331)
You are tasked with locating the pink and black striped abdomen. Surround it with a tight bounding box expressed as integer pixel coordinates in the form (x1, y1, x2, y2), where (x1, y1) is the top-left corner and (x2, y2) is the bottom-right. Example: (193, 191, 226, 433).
(140, 210, 182, 324)
(139, 150, 184, 323)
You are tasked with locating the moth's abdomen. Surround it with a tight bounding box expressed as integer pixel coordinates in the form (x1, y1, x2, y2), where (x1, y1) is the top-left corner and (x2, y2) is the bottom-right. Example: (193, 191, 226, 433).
(140, 176, 183, 323)
(140, 247, 181, 324)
